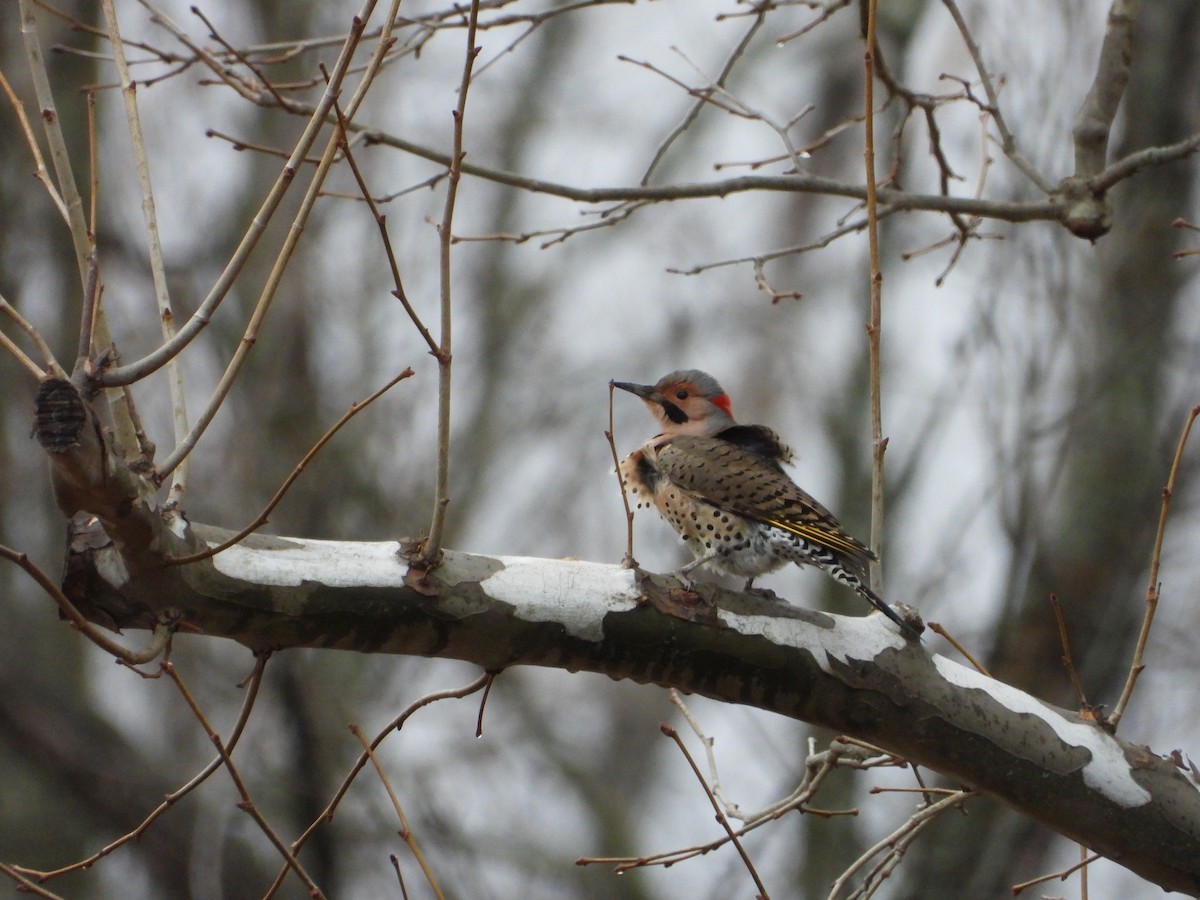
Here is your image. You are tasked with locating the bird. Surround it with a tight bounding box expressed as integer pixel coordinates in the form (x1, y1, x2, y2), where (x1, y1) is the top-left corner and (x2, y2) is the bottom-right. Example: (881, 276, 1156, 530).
(611, 369, 918, 638)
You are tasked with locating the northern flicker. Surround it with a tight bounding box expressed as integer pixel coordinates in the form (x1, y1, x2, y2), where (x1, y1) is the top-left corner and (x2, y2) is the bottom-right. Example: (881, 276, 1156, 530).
(612, 369, 918, 638)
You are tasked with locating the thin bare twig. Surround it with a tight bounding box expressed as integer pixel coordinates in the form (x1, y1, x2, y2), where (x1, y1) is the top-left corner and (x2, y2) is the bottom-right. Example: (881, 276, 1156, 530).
(925, 622, 991, 676)
(666, 696, 892, 831)
(0, 325, 45, 378)
(579, 732, 898, 876)
(349, 724, 446, 900)
(753, 260, 803, 303)
(1011, 851, 1100, 896)
(167, 368, 415, 564)
(897, 107, 998, 286)
(15, 654, 269, 882)
(389, 854, 409, 899)
(1049, 593, 1090, 710)
(76, 253, 100, 365)
(34, 0, 187, 66)
(660, 723, 770, 899)
(150, 128, 349, 482)
(164, 661, 326, 899)
(670, 210, 895, 278)
(190, 7, 291, 109)
(18, 0, 92, 282)
(669, 689, 750, 816)
(639, 7, 767, 184)
(150, 25, 384, 485)
(99, 3, 373, 388)
(828, 790, 975, 898)
(204, 128, 327, 163)
(605, 384, 636, 566)
(342, 112, 1065, 221)
(939, 0, 1053, 193)
(86, 88, 98, 233)
(475, 670, 499, 738)
(622, 48, 811, 175)
(99, 0, 189, 500)
(0, 864, 65, 900)
(0, 292, 67, 378)
(420, 0, 482, 568)
(133, 0, 268, 103)
(451, 197, 650, 249)
(0, 66, 68, 221)
(1109, 404, 1200, 730)
(864, 0, 885, 593)
(578, 735, 875, 874)
(1090, 130, 1200, 193)
(775, 0, 853, 44)
(0, 543, 173, 665)
(328, 80, 438, 355)
(1171, 215, 1200, 258)
(264, 673, 491, 899)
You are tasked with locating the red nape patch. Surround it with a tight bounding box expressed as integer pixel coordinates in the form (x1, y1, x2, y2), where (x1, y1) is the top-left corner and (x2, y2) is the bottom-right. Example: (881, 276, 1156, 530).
(711, 393, 733, 417)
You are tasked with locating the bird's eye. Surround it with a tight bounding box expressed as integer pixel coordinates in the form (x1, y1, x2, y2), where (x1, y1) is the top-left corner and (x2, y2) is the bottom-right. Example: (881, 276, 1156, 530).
(675, 389, 689, 399)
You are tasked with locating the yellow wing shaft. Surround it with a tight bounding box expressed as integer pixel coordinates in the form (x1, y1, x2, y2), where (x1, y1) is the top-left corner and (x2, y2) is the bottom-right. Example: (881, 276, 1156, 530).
(760, 516, 873, 562)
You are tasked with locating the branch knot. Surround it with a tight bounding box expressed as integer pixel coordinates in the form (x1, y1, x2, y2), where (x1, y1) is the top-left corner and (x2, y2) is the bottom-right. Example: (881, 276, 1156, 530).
(33, 378, 87, 452)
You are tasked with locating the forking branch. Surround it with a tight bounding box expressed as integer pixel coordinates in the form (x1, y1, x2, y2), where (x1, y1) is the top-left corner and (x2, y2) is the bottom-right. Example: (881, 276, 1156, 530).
(95, 2, 375, 390)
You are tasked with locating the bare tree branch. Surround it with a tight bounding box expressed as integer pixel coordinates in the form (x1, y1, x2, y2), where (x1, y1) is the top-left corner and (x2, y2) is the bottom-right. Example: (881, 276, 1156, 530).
(99, 0, 190, 499)
(55, 517, 1200, 897)
(1073, 0, 1140, 178)
(939, 0, 1054, 193)
(1110, 404, 1200, 730)
(420, 0, 482, 568)
(96, 4, 374, 388)
(362, 125, 1063, 220)
(29, 373, 1200, 892)
(864, 0, 885, 594)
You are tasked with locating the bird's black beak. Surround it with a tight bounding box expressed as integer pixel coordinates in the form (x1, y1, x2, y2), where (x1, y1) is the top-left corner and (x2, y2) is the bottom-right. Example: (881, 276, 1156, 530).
(612, 379, 687, 425)
(610, 380, 658, 401)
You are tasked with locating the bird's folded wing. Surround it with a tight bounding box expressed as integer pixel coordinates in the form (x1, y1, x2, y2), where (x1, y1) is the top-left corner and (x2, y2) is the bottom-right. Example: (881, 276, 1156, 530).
(654, 435, 875, 564)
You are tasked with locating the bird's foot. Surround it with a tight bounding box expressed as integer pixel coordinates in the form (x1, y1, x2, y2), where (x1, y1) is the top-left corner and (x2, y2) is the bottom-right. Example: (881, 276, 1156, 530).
(670, 562, 705, 592)
(740, 577, 783, 602)
(671, 549, 717, 589)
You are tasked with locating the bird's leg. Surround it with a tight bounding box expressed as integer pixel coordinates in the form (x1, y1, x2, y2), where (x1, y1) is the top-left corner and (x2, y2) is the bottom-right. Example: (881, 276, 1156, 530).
(740, 576, 782, 603)
(675, 550, 716, 576)
(673, 549, 718, 589)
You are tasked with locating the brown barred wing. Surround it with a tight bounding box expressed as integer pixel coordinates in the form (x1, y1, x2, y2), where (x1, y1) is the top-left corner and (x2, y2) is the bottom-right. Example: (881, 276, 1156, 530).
(653, 434, 876, 578)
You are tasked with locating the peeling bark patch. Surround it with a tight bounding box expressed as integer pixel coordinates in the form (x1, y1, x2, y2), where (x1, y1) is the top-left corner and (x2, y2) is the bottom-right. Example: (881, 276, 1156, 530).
(645, 587, 724, 626)
(478, 556, 639, 641)
(213, 538, 407, 588)
(95, 546, 130, 588)
(934, 656, 1153, 807)
(716, 607, 905, 668)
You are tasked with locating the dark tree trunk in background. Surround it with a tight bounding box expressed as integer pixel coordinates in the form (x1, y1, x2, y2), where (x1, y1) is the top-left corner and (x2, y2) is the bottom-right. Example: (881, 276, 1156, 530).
(900, 3, 1200, 896)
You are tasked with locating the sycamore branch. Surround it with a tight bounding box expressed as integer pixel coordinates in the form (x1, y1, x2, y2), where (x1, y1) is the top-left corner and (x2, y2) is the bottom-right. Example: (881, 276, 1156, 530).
(54, 523, 1200, 897)
(28, 378, 1200, 898)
